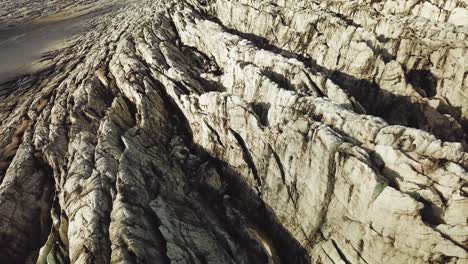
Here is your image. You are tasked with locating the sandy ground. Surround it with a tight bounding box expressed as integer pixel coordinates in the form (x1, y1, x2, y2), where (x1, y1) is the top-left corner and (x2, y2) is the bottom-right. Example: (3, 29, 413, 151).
(0, 0, 128, 83)
(0, 0, 100, 25)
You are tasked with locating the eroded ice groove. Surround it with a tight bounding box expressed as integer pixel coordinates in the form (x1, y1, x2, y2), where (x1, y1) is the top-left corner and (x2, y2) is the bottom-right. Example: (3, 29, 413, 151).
(0, 0, 467, 263)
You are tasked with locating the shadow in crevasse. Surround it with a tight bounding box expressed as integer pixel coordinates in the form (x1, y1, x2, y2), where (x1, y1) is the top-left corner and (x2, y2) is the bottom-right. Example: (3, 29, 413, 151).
(187, 146, 311, 264)
(371, 152, 468, 250)
(208, 22, 466, 143)
(0, 152, 55, 263)
(261, 69, 296, 92)
(311, 63, 465, 144)
(251, 102, 271, 127)
(370, 152, 445, 225)
(405, 69, 438, 98)
(152, 71, 310, 263)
